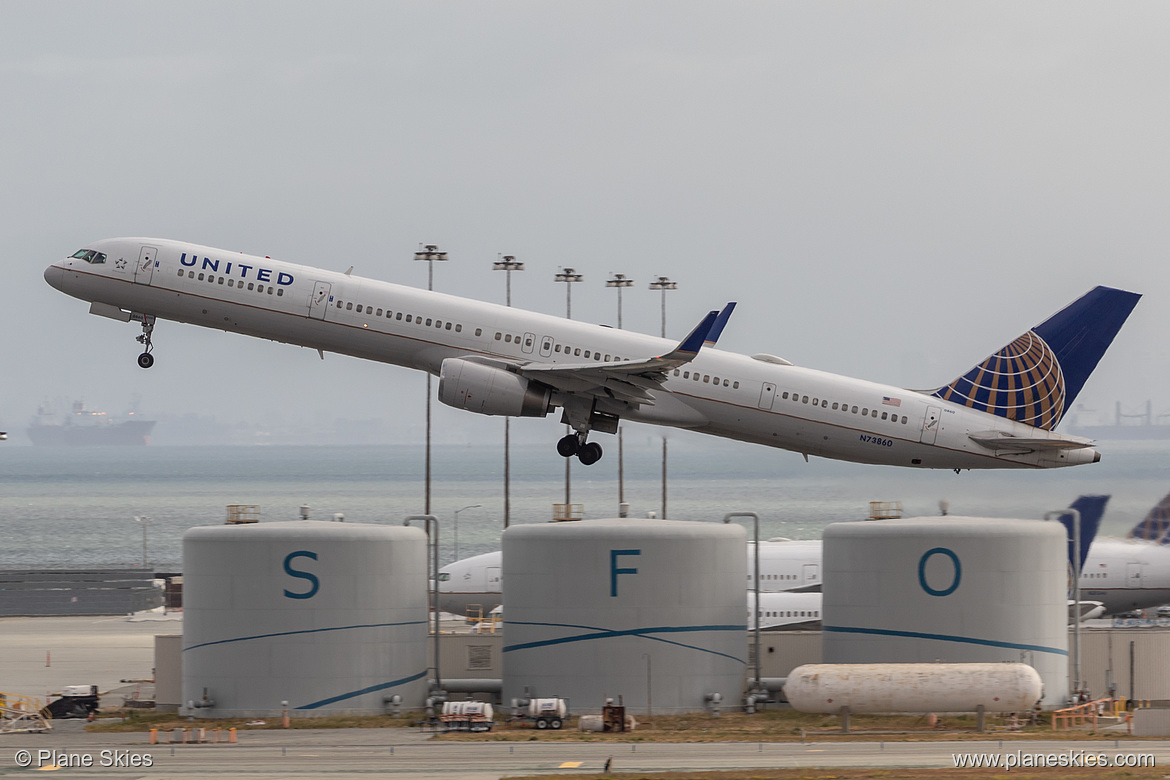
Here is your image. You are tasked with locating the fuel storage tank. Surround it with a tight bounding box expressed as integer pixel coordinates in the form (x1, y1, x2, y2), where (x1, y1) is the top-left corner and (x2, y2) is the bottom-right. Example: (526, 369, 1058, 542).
(182, 521, 428, 717)
(822, 517, 1067, 708)
(502, 518, 747, 714)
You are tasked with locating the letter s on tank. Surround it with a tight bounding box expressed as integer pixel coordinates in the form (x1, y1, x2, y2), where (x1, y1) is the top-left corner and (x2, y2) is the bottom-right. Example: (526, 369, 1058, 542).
(283, 551, 319, 599)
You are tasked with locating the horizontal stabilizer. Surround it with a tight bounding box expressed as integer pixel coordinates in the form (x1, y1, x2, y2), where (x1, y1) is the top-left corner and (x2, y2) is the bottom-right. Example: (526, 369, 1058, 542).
(968, 430, 1094, 451)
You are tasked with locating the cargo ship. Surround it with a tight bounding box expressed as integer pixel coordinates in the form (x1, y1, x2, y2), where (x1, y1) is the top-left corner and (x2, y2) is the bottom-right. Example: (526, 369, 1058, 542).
(1066, 401, 1170, 441)
(27, 401, 155, 446)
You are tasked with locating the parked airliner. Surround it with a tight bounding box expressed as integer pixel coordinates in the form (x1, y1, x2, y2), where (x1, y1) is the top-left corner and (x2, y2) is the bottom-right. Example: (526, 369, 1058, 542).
(438, 539, 824, 616)
(1076, 491, 1170, 615)
(45, 238, 1139, 468)
(439, 496, 1117, 618)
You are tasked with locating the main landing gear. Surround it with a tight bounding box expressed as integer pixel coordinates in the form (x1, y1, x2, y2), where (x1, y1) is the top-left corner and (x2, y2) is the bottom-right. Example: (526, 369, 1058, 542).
(557, 432, 603, 466)
(134, 314, 156, 369)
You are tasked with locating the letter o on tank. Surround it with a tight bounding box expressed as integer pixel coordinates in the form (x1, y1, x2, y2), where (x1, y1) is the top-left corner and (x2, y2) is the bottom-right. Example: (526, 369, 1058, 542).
(918, 547, 961, 597)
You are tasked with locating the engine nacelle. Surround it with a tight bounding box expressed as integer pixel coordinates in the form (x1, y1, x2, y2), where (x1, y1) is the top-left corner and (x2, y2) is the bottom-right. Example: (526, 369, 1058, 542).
(438, 358, 552, 418)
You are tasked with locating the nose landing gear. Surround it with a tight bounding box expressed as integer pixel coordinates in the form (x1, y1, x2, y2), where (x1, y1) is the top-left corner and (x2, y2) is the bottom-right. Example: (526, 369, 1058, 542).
(134, 315, 156, 369)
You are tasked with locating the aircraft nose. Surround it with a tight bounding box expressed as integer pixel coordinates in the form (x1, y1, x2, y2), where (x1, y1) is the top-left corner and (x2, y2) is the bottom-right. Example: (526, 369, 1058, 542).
(44, 263, 66, 291)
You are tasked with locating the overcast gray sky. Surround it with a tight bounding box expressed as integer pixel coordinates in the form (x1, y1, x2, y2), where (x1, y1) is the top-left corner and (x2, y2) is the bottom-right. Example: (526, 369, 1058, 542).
(2, 1, 1166, 445)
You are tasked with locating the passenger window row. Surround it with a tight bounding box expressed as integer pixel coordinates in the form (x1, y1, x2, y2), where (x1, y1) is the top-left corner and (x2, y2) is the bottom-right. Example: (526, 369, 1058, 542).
(332, 299, 468, 334)
(780, 390, 908, 424)
(672, 369, 741, 390)
(177, 269, 284, 296)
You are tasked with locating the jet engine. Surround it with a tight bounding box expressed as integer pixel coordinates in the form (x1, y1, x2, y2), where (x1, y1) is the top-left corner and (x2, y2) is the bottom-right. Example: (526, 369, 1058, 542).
(438, 358, 553, 418)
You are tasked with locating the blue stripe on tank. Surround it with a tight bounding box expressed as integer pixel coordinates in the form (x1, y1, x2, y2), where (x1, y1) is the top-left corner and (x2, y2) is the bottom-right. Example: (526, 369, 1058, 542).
(823, 625, 1067, 656)
(503, 621, 747, 665)
(297, 669, 429, 710)
(183, 620, 428, 652)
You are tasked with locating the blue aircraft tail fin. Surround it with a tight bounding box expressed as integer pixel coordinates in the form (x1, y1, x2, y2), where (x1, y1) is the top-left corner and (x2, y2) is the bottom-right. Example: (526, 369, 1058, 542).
(1057, 494, 1109, 571)
(931, 286, 1140, 431)
(1126, 490, 1170, 544)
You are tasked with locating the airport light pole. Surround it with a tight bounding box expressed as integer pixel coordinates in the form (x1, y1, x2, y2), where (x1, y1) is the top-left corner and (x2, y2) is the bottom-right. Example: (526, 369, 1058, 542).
(134, 515, 151, 568)
(607, 274, 635, 517)
(493, 255, 525, 529)
(414, 245, 448, 515)
(606, 273, 634, 329)
(723, 512, 761, 693)
(555, 268, 584, 507)
(453, 504, 481, 561)
(404, 515, 441, 693)
(649, 276, 678, 519)
(1047, 507, 1082, 700)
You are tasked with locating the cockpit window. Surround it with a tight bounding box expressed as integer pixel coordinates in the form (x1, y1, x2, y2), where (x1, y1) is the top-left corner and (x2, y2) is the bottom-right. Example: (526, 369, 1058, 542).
(70, 249, 107, 264)
(436, 572, 451, 582)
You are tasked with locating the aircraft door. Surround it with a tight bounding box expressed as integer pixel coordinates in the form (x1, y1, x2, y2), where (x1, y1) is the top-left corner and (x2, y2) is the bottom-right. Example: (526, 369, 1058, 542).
(920, 406, 942, 444)
(539, 336, 553, 358)
(802, 563, 819, 587)
(308, 282, 332, 320)
(486, 566, 502, 592)
(521, 332, 536, 354)
(133, 245, 157, 285)
(1127, 562, 1142, 589)
(758, 383, 777, 410)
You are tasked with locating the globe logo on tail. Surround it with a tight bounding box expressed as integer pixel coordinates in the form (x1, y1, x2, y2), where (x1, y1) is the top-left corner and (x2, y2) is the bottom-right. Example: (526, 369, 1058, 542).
(933, 330, 1066, 431)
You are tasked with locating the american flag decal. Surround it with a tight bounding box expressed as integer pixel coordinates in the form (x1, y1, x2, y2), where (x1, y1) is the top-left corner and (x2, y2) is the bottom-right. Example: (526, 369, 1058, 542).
(882, 397, 901, 407)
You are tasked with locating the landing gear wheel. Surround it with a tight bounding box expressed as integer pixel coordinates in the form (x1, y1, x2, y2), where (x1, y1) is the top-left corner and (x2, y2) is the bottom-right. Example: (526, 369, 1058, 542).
(556, 434, 580, 457)
(134, 315, 156, 369)
(577, 441, 603, 466)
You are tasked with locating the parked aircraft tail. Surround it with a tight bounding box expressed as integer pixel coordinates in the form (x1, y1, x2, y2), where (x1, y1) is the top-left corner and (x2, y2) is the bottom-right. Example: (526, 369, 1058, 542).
(1056, 494, 1109, 571)
(931, 286, 1140, 431)
(1126, 490, 1170, 544)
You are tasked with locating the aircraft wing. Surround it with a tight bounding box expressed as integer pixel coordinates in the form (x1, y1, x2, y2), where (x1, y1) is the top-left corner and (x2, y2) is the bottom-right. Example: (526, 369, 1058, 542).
(968, 430, 1095, 452)
(517, 303, 735, 407)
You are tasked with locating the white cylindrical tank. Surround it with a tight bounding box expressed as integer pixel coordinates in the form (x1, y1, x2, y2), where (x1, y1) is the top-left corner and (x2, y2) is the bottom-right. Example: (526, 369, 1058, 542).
(527, 698, 568, 719)
(822, 517, 1067, 708)
(784, 663, 1043, 713)
(502, 518, 747, 714)
(182, 521, 428, 717)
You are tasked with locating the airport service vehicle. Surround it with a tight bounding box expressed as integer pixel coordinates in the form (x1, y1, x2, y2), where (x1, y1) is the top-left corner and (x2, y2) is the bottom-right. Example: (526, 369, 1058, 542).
(439, 701, 493, 732)
(511, 697, 569, 730)
(46, 239, 1139, 470)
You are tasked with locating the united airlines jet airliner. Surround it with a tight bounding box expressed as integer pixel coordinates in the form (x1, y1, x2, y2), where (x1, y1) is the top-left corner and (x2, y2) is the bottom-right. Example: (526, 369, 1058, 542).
(45, 238, 1139, 470)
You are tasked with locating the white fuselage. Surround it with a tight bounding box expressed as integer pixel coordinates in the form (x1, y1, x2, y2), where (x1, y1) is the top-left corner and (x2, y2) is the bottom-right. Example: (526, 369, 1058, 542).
(45, 238, 1100, 469)
(438, 540, 824, 616)
(1078, 538, 1170, 615)
(440, 535, 1170, 618)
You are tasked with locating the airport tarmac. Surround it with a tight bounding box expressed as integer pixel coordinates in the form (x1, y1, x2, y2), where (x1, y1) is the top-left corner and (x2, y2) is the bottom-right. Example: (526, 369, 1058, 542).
(2, 733, 1169, 779)
(2, 617, 1169, 777)
(0, 614, 175, 701)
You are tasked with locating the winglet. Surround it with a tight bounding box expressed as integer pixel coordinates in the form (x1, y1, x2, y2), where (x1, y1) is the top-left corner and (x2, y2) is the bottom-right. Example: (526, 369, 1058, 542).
(669, 309, 720, 358)
(704, 302, 737, 347)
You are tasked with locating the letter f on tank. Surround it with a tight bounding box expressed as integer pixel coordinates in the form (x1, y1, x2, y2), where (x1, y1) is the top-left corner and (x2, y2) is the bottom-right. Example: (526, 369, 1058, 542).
(610, 549, 640, 596)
